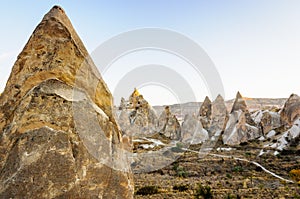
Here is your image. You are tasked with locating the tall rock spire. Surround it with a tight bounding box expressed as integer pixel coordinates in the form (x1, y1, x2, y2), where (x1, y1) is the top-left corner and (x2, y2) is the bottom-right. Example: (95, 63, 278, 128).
(0, 6, 133, 198)
(198, 96, 212, 129)
(231, 91, 248, 113)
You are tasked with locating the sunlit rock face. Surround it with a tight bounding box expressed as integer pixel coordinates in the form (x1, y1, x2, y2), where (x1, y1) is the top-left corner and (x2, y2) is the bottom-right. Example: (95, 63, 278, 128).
(223, 92, 261, 145)
(0, 6, 133, 198)
(117, 88, 158, 136)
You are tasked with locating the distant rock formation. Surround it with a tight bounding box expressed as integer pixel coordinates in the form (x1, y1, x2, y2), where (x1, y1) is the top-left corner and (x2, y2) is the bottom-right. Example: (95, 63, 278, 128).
(198, 96, 212, 129)
(181, 114, 209, 144)
(158, 106, 181, 140)
(209, 95, 229, 134)
(118, 88, 158, 136)
(223, 92, 261, 145)
(264, 118, 300, 152)
(280, 94, 300, 126)
(231, 92, 248, 113)
(252, 110, 281, 135)
(0, 6, 133, 198)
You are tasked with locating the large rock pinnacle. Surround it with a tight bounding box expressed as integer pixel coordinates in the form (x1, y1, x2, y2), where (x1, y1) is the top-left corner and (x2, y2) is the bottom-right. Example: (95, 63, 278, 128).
(0, 6, 133, 198)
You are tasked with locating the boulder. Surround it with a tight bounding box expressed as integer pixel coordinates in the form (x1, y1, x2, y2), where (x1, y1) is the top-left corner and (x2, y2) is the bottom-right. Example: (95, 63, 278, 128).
(0, 6, 133, 198)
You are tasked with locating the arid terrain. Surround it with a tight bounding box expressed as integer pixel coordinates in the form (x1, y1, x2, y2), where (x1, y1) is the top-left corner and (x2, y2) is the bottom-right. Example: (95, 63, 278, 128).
(0, 4, 299, 199)
(134, 143, 300, 198)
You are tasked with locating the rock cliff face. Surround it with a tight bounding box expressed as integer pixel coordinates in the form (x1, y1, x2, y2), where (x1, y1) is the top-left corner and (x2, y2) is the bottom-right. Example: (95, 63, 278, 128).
(223, 92, 261, 145)
(280, 94, 300, 126)
(0, 6, 133, 198)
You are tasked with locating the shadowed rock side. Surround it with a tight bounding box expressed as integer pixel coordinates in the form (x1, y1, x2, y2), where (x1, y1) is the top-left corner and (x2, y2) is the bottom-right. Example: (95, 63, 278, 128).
(0, 6, 133, 198)
(209, 95, 229, 134)
(198, 96, 212, 130)
(158, 106, 181, 140)
(118, 88, 158, 136)
(280, 94, 300, 126)
(223, 92, 261, 145)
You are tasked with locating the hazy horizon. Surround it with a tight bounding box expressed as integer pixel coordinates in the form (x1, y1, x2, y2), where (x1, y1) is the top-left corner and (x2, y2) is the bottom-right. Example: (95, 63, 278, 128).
(1, 1, 300, 106)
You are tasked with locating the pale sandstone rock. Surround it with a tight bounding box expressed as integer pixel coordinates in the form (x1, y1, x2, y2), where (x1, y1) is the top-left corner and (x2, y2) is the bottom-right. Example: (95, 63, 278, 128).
(158, 106, 181, 140)
(117, 88, 158, 136)
(223, 92, 261, 145)
(0, 6, 133, 198)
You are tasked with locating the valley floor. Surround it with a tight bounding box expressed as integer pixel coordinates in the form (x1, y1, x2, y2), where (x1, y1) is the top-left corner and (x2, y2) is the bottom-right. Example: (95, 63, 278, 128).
(134, 144, 300, 198)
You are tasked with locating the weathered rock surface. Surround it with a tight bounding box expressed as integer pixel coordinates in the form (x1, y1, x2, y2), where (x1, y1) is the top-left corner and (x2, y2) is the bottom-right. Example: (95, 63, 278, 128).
(181, 114, 209, 144)
(117, 88, 158, 136)
(223, 92, 261, 145)
(0, 6, 133, 198)
(264, 118, 300, 152)
(280, 94, 300, 126)
(209, 95, 228, 134)
(158, 106, 181, 140)
(198, 96, 212, 129)
(257, 111, 281, 135)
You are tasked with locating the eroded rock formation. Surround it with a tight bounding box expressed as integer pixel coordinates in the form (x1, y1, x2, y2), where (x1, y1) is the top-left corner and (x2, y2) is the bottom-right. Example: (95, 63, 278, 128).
(223, 92, 261, 145)
(0, 6, 133, 198)
(118, 88, 158, 136)
(158, 106, 181, 140)
(198, 96, 212, 129)
(209, 95, 229, 134)
(181, 114, 209, 144)
(280, 94, 300, 126)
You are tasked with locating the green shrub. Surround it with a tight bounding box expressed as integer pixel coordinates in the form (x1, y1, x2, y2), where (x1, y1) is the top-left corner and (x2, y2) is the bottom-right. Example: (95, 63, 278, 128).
(226, 173, 232, 179)
(172, 162, 188, 178)
(194, 184, 213, 199)
(173, 184, 189, 192)
(232, 166, 243, 172)
(225, 194, 234, 199)
(136, 186, 159, 195)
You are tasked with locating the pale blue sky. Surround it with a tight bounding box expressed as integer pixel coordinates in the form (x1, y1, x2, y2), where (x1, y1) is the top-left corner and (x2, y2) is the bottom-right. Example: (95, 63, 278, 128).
(0, 1, 300, 105)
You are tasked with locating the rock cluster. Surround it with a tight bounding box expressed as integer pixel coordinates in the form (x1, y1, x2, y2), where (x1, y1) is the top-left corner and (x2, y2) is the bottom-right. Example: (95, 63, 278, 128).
(118, 88, 158, 136)
(158, 106, 181, 140)
(223, 92, 261, 145)
(0, 6, 133, 198)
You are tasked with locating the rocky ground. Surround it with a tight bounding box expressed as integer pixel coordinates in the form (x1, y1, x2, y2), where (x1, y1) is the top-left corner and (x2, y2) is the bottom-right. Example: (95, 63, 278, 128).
(134, 143, 300, 199)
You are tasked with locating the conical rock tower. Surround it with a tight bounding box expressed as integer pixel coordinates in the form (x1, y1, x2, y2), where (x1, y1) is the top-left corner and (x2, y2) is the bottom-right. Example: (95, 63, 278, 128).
(0, 6, 133, 198)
